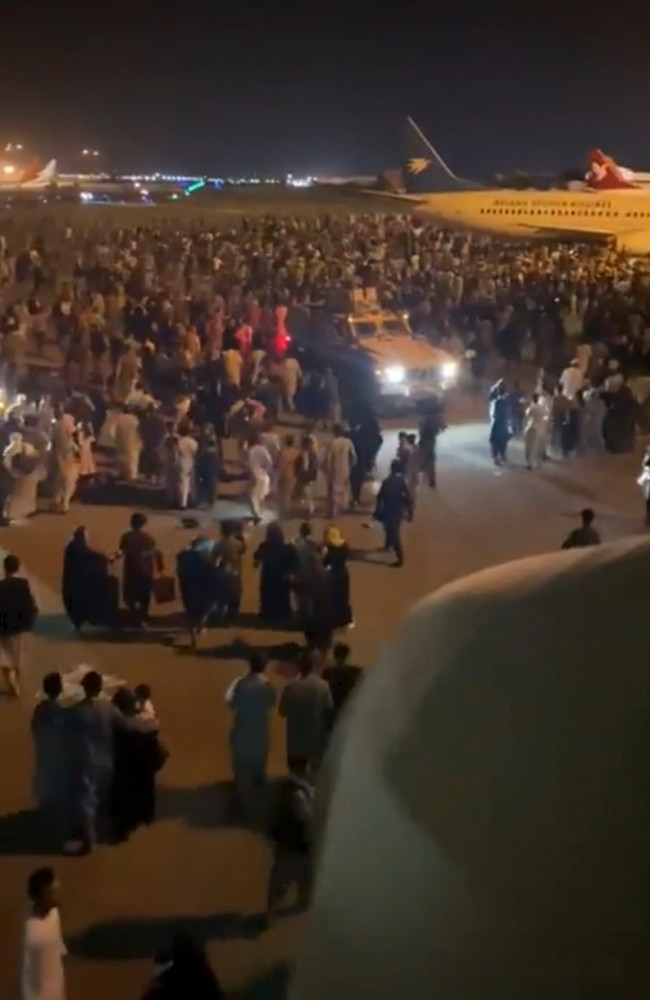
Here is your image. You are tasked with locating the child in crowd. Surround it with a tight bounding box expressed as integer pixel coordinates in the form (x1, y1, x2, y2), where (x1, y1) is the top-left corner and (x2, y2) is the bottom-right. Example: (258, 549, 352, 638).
(135, 683, 156, 721)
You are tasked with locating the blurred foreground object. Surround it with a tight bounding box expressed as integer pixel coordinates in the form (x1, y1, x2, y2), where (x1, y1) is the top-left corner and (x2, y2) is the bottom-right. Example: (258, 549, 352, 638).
(291, 538, 650, 1000)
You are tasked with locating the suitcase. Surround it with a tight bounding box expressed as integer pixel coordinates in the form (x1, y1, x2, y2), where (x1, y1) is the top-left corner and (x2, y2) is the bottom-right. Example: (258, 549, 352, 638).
(152, 573, 176, 605)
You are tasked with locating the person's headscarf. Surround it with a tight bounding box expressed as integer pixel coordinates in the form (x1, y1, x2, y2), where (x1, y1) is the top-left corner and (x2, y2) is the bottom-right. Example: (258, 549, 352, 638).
(324, 525, 345, 548)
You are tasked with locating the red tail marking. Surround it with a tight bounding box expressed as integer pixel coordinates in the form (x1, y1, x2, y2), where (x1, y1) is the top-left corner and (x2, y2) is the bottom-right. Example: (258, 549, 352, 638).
(19, 160, 42, 183)
(586, 149, 636, 190)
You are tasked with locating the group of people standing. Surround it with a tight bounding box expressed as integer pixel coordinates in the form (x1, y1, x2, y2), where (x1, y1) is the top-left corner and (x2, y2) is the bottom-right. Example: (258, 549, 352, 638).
(488, 354, 640, 470)
(30, 668, 167, 856)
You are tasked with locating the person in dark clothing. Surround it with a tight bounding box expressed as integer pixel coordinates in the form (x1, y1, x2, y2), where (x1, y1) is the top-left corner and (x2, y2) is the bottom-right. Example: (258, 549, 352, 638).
(266, 761, 314, 924)
(117, 512, 162, 627)
(560, 399, 581, 457)
(323, 526, 354, 629)
(142, 931, 224, 1000)
(195, 423, 220, 507)
(489, 384, 511, 465)
(507, 382, 526, 437)
(561, 508, 601, 550)
(349, 409, 383, 506)
(176, 538, 221, 647)
(374, 460, 413, 568)
(603, 384, 638, 454)
(0, 553, 38, 696)
(322, 642, 363, 729)
(62, 526, 117, 632)
(253, 521, 294, 624)
(418, 404, 446, 488)
(109, 687, 166, 842)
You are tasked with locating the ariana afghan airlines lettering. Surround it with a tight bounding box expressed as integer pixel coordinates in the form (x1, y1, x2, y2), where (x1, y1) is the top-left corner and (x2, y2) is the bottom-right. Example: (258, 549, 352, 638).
(488, 197, 615, 210)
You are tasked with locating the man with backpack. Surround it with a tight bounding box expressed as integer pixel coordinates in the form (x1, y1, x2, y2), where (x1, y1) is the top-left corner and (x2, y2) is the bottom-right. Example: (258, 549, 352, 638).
(265, 762, 314, 924)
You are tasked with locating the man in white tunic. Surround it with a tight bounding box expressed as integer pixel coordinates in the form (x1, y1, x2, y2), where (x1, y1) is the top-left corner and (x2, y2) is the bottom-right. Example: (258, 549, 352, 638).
(523, 391, 548, 469)
(323, 424, 356, 517)
(114, 408, 142, 482)
(291, 537, 650, 1000)
(20, 867, 66, 1000)
(174, 423, 199, 509)
(247, 434, 273, 521)
(281, 355, 302, 412)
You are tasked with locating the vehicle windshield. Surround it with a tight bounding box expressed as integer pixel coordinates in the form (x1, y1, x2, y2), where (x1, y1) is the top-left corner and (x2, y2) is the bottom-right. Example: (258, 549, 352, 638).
(351, 320, 381, 338)
(380, 318, 409, 336)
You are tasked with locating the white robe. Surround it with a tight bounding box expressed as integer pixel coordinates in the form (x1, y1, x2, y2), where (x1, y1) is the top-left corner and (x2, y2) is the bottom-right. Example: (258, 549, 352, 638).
(20, 908, 66, 1000)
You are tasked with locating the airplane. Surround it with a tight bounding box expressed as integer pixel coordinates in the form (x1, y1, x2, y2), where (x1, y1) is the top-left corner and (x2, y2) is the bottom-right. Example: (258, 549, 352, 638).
(0, 159, 57, 191)
(372, 119, 650, 253)
(585, 149, 650, 191)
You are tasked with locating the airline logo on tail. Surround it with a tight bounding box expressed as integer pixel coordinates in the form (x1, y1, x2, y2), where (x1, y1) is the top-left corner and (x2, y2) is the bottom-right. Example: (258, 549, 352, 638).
(403, 117, 479, 194)
(586, 149, 638, 190)
(407, 157, 431, 175)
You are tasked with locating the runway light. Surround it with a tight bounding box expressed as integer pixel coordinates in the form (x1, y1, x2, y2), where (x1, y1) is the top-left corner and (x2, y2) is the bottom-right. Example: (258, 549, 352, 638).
(3, 165, 15, 175)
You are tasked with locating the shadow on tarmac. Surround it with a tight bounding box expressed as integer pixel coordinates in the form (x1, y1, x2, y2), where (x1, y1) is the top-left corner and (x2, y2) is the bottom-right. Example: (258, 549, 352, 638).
(66, 911, 266, 960)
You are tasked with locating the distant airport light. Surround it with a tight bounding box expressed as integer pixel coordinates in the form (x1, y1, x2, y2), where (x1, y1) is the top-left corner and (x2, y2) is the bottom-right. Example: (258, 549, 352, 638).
(3, 165, 15, 175)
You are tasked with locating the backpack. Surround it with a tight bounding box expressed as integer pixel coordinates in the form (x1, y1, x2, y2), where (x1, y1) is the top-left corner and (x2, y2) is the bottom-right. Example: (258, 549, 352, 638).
(270, 777, 313, 853)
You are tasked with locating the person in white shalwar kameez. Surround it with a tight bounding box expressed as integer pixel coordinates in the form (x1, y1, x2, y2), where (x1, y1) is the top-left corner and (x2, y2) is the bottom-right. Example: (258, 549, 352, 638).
(114, 409, 142, 482)
(174, 424, 199, 509)
(523, 393, 548, 469)
(248, 436, 273, 520)
(19, 867, 66, 1000)
(323, 424, 356, 517)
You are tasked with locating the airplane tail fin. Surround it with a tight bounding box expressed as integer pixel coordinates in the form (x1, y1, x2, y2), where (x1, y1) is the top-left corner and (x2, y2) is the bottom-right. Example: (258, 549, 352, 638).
(585, 149, 638, 190)
(35, 159, 57, 184)
(404, 117, 479, 193)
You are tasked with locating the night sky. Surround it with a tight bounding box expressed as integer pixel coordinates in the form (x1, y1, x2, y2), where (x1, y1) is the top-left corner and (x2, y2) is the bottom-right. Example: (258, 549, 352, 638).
(1, 0, 649, 176)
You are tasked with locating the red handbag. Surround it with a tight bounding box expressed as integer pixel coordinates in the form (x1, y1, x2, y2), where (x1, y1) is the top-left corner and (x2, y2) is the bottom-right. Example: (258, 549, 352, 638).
(152, 573, 176, 605)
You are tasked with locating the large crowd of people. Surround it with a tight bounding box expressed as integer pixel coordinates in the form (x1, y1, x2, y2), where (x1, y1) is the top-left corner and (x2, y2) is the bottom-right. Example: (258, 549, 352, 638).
(3, 210, 650, 998)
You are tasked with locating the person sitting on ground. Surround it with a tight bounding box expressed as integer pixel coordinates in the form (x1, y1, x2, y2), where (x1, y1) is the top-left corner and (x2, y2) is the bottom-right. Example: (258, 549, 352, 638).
(561, 508, 601, 549)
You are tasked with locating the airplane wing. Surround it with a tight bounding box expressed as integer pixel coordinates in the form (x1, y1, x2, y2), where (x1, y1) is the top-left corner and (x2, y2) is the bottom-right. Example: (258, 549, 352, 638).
(360, 189, 424, 203)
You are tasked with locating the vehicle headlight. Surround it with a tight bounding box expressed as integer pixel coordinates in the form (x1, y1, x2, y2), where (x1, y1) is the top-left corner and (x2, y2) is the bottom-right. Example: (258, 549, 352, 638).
(383, 365, 406, 384)
(441, 361, 458, 381)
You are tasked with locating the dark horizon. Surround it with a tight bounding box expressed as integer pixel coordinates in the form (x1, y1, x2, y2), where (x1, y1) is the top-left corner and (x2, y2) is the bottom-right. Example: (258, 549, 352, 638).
(1, 0, 648, 177)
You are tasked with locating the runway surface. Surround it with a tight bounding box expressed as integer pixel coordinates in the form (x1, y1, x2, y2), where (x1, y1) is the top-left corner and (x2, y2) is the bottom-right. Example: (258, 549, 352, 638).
(0, 389, 644, 998)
